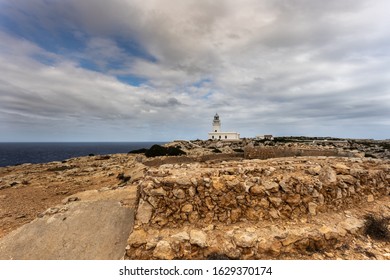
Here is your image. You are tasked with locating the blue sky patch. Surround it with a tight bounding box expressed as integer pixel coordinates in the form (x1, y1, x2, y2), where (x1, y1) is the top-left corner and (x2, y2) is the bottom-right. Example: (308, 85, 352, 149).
(117, 75, 148, 87)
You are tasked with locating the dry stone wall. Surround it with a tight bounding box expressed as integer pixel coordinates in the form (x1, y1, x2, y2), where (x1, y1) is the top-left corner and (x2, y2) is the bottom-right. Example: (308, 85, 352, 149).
(128, 157, 390, 259)
(135, 157, 389, 228)
(244, 146, 353, 160)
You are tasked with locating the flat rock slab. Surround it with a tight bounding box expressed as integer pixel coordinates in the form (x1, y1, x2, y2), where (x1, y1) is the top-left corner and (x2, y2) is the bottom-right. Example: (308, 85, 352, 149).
(0, 200, 134, 260)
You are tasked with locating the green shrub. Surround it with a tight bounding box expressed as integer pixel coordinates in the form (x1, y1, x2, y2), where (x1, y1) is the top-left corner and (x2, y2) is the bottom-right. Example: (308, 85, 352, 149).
(144, 145, 186, 157)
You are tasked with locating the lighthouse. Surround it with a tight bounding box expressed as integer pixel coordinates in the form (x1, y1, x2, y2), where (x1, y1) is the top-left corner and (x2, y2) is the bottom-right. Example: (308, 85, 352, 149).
(212, 113, 221, 132)
(208, 113, 240, 140)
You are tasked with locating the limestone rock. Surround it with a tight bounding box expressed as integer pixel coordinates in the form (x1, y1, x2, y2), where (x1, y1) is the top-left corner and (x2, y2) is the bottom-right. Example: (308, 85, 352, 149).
(188, 187, 196, 197)
(176, 177, 192, 186)
(128, 229, 149, 247)
(286, 194, 301, 206)
(171, 231, 190, 242)
(151, 187, 166, 196)
(153, 240, 174, 260)
(249, 185, 265, 195)
(189, 229, 208, 248)
(339, 175, 355, 184)
(258, 239, 282, 256)
(306, 165, 322, 175)
(230, 208, 242, 223)
(233, 231, 257, 248)
(319, 166, 337, 184)
(181, 203, 193, 213)
(269, 196, 283, 207)
(279, 178, 292, 193)
(308, 202, 317, 215)
(188, 212, 200, 223)
(145, 237, 159, 250)
(281, 234, 301, 246)
(339, 217, 364, 234)
(263, 181, 279, 192)
(190, 178, 198, 186)
(136, 199, 153, 224)
(173, 188, 186, 199)
(269, 208, 279, 219)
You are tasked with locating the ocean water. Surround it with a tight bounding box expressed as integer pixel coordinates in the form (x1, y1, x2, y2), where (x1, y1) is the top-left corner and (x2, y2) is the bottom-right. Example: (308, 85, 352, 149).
(0, 142, 165, 167)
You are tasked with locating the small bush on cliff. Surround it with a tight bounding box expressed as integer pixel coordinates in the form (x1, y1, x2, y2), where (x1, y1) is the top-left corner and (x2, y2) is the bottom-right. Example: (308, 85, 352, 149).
(166, 146, 186, 156)
(144, 145, 186, 157)
(128, 148, 149, 154)
(117, 172, 131, 183)
(364, 215, 390, 242)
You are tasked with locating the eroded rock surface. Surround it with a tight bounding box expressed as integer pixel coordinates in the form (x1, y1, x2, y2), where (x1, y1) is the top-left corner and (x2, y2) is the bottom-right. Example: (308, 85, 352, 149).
(0, 200, 134, 260)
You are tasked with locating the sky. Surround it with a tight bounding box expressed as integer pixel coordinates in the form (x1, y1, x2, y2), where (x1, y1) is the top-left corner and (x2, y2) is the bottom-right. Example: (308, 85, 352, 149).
(0, 0, 389, 142)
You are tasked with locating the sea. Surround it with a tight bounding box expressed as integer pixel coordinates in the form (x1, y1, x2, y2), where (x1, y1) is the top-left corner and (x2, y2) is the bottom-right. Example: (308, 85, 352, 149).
(0, 142, 165, 167)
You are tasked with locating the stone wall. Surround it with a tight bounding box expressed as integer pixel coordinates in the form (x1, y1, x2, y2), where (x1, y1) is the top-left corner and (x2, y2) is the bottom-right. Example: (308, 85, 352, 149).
(244, 146, 351, 160)
(135, 158, 389, 228)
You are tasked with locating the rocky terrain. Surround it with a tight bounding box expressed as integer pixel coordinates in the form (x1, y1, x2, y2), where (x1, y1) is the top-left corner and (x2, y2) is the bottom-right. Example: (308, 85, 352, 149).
(0, 138, 389, 259)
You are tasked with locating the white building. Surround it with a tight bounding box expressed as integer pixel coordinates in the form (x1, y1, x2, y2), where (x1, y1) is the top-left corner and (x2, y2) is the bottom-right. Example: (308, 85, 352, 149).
(208, 113, 240, 140)
(256, 135, 274, 140)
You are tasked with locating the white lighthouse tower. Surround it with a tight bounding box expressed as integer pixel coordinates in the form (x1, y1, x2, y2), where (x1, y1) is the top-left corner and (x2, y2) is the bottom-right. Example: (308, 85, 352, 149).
(208, 113, 240, 140)
(212, 113, 221, 132)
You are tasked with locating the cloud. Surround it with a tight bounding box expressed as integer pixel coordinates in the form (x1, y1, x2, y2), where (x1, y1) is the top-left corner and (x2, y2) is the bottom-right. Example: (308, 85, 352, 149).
(0, 0, 390, 140)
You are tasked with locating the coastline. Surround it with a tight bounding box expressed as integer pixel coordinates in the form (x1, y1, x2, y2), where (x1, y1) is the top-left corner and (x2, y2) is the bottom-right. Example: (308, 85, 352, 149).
(0, 139, 389, 260)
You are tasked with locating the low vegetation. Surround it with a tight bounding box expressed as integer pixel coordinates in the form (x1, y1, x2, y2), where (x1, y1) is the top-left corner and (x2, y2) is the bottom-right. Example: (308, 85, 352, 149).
(128, 145, 186, 157)
(364, 215, 390, 242)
